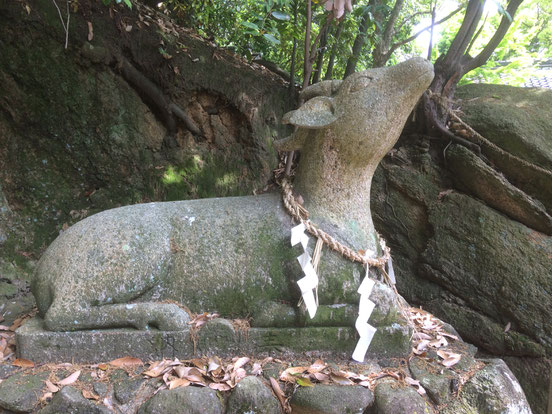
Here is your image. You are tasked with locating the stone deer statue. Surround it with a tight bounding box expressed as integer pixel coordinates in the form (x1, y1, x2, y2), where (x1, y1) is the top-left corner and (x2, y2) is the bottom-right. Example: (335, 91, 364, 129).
(32, 57, 434, 332)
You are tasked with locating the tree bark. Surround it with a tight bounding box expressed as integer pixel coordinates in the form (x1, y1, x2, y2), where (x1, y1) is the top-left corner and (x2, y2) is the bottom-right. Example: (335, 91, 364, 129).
(324, 21, 344, 80)
(344, 6, 372, 77)
(420, 0, 524, 143)
(311, 24, 329, 84)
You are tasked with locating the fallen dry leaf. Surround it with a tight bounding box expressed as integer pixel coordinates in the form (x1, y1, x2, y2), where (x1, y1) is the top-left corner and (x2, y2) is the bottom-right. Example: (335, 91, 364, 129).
(504, 322, 511, 333)
(412, 332, 432, 341)
(269, 377, 286, 409)
(168, 378, 190, 389)
(307, 359, 326, 374)
(82, 389, 99, 400)
(57, 370, 81, 386)
(209, 382, 231, 391)
(109, 357, 143, 368)
(330, 373, 354, 386)
(45, 379, 59, 393)
(405, 376, 427, 395)
(312, 372, 330, 382)
(174, 366, 203, 379)
(207, 357, 220, 372)
(143, 360, 172, 377)
(250, 362, 262, 376)
(437, 350, 461, 367)
(233, 357, 250, 370)
(12, 358, 35, 368)
(440, 332, 459, 340)
(429, 336, 448, 348)
(87, 21, 93, 41)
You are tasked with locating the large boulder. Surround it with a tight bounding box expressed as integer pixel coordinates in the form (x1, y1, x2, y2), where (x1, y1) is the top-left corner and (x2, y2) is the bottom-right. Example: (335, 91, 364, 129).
(372, 85, 552, 413)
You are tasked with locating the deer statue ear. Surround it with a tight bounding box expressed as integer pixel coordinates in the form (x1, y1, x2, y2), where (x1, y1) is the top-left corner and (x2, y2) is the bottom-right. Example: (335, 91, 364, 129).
(273, 128, 309, 151)
(282, 96, 339, 129)
(299, 79, 343, 101)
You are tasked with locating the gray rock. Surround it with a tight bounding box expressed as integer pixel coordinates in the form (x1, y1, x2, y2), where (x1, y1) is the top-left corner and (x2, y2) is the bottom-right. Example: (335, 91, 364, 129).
(0, 365, 17, 380)
(92, 382, 108, 398)
(137, 386, 224, 414)
(226, 376, 281, 414)
(503, 356, 550, 414)
(368, 379, 434, 414)
(38, 386, 111, 414)
(408, 357, 454, 405)
(0, 371, 48, 413)
(446, 143, 552, 234)
(456, 84, 552, 213)
(113, 372, 145, 404)
(290, 384, 374, 414)
(459, 359, 531, 414)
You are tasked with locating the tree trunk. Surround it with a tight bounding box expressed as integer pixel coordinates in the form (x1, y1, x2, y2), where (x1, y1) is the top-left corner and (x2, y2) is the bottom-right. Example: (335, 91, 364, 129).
(311, 24, 329, 84)
(324, 21, 344, 80)
(344, 9, 371, 78)
(420, 0, 524, 143)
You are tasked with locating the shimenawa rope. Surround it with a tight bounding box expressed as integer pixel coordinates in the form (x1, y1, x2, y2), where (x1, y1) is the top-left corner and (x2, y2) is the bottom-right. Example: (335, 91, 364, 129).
(280, 177, 391, 268)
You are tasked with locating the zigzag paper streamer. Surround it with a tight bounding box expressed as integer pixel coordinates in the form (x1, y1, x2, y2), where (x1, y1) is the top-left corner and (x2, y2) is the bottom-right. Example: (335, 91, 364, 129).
(352, 270, 377, 362)
(290, 223, 318, 318)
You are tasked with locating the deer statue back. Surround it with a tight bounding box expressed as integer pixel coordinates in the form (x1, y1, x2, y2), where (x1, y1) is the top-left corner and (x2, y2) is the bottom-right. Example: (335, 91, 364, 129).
(31, 57, 434, 332)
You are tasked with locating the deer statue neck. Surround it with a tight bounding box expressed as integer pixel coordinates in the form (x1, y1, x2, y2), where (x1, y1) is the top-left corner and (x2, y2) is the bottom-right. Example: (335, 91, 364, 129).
(292, 128, 379, 252)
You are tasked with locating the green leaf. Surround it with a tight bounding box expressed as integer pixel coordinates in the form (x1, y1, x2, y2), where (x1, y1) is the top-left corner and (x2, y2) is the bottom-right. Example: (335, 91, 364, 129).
(271, 11, 290, 21)
(241, 21, 260, 30)
(296, 377, 314, 387)
(123, 0, 132, 8)
(102, 0, 111, 5)
(263, 33, 281, 44)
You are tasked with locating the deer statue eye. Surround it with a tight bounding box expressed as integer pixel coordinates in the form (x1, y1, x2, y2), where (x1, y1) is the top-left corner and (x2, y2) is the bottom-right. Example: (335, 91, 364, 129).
(349, 76, 373, 93)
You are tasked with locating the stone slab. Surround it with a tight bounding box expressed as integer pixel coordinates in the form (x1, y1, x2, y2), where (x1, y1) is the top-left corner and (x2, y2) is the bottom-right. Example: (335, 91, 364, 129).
(16, 317, 411, 364)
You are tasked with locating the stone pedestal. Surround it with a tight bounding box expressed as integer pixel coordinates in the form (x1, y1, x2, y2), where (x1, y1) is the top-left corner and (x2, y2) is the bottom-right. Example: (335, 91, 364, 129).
(16, 317, 411, 364)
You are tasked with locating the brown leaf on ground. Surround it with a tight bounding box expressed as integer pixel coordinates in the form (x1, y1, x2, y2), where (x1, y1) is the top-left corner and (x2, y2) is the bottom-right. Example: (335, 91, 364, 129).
(233, 357, 250, 370)
(429, 336, 448, 348)
(437, 350, 462, 367)
(45, 380, 60, 393)
(143, 360, 173, 377)
(57, 370, 81, 386)
(12, 358, 35, 368)
(307, 359, 326, 374)
(269, 377, 287, 410)
(174, 366, 204, 379)
(250, 362, 262, 376)
(109, 357, 143, 367)
(209, 382, 231, 391)
(82, 389, 99, 400)
(405, 376, 427, 395)
(412, 332, 432, 340)
(440, 331, 459, 340)
(168, 378, 191, 389)
(312, 372, 330, 383)
(207, 357, 221, 372)
(330, 373, 354, 385)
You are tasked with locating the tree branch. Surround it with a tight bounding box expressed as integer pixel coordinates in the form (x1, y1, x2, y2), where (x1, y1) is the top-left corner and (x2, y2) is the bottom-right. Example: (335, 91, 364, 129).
(442, 0, 483, 67)
(464, 0, 524, 73)
(389, 5, 465, 53)
(396, 10, 432, 33)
